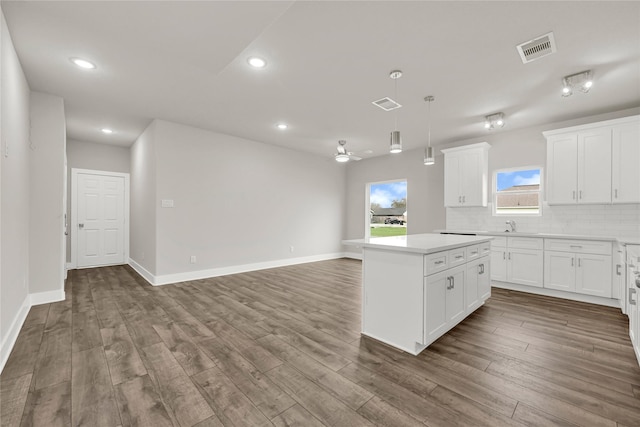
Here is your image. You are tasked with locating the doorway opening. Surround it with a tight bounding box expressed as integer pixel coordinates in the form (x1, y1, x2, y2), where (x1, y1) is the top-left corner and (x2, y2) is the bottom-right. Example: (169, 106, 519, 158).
(366, 180, 407, 237)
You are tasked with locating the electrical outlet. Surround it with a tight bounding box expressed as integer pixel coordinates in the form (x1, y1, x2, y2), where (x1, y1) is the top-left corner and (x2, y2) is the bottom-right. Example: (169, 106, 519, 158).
(290, 246, 294, 253)
(4, 143, 8, 158)
(190, 255, 197, 264)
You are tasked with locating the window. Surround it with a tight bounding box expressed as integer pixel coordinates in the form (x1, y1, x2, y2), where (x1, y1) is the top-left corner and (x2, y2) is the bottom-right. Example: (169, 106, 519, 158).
(367, 180, 407, 237)
(494, 167, 542, 215)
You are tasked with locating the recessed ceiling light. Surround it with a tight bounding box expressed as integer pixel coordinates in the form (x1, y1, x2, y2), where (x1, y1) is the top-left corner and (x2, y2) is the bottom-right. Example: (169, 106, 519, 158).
(276, 123, 288, 130)
(248, 57, 267, 68)
(70, 57, 96, 69)
(101, 128, 114, 134)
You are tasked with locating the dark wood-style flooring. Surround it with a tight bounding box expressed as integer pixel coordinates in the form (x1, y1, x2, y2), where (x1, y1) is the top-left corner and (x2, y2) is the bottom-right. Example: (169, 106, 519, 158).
(1, 259, 639, 426)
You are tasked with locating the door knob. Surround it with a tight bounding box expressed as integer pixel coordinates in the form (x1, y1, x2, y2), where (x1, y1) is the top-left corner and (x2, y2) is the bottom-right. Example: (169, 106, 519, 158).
(78, 223, 84, 229)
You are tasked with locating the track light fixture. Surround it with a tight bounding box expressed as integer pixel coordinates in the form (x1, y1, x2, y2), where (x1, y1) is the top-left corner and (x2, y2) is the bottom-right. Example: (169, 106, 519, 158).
(562, 70, 593, 97)
(484, 112, 505, 130)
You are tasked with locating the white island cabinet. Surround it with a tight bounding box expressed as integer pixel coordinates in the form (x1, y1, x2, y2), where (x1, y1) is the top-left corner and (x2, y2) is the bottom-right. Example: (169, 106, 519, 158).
(342, 234, 492, 355)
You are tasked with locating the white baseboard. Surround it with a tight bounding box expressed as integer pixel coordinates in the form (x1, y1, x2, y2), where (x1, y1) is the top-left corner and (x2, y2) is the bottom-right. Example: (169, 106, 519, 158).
(0, 294, 31, 374)
(343, 252, 363, 260)
(129, 252, 353, 286)
(128, 258, 156, 285)
(30, 289, 65, 306)
(492, 281, 620, 308)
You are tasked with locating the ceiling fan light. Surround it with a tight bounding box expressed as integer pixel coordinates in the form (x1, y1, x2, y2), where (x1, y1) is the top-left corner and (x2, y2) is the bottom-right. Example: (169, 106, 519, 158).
(335, 153, 350, 162)
(484, 121, 492, 129)
(390, 130, 402, 153)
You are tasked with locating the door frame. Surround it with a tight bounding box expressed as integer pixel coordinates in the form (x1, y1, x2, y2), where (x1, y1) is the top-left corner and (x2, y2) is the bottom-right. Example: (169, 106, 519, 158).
(70, 168, 130, 269)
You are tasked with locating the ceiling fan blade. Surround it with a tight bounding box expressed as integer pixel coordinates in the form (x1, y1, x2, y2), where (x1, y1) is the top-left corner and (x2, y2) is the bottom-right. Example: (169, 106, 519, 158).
(350, 155, 362, 161)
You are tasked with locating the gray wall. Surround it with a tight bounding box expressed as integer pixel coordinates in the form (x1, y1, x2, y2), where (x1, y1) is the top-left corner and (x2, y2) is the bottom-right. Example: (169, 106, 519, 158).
(29, 91, 66, 295)
(66, 139, 131, 262)
(344, 147, 446, 245)
(131, 119, 346, 278)
(130, 121, 158, 275)
(1, 10, 31, 355)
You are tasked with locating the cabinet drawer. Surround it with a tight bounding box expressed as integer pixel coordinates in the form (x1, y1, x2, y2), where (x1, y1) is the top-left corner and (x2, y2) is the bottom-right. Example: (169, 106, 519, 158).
(491, 237, 507, 248)
(508, 237, 543, 250)
(544, 239, 612, 255)
(424, 251, 448, 276)
(448, 248, 467, 267)
(479, 242, 491, 257)
(466, 245, 480, 260)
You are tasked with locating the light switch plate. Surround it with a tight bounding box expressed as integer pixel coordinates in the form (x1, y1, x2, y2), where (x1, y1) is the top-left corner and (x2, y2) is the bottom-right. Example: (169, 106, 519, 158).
(161, 199, 174, 208)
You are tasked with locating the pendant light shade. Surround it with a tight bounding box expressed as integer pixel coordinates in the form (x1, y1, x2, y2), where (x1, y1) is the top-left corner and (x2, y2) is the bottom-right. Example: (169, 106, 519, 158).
(390, 131, 402, 153)
(389, 70, 403, 154)
(424, 146, 435, 165)
(424, 95, 435, 166)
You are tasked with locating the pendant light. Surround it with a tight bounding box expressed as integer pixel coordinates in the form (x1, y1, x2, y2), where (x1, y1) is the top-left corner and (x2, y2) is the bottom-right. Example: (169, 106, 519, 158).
(389, 70, 403, 153)
(424, 95, 435, 165)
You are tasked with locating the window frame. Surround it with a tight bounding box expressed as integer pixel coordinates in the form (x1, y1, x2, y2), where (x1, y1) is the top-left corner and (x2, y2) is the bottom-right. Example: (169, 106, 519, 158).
(492, 166, 543, 217)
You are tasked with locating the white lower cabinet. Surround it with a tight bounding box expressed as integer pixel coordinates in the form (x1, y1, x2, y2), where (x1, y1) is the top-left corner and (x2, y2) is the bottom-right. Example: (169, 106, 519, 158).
(491, 237, 543, 287)
(425, 265, 465, 343)
(543, 239, 612, 298)
(466, 256, 490, 311)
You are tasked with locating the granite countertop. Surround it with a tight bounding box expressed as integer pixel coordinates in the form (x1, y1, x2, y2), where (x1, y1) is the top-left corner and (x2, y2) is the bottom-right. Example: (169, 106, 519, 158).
(342, 233, 493, 255)
(434, 229, 640, 245)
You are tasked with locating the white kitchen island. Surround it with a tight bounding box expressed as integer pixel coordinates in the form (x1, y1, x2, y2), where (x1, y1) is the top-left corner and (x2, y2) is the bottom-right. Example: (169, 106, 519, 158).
(343, 233, 493, 355)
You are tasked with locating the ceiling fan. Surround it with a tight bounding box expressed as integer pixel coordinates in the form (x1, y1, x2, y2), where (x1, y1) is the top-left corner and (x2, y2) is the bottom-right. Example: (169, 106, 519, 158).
(334, 140, 362, 162)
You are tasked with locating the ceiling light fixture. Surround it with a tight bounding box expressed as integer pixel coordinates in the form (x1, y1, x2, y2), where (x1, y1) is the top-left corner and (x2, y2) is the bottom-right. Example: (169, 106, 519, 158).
(70, 57, 96, 69)
(561, 70, 593, 97)
(335, 153, 350, 163)
(101, 128, 113, 134)
(424, 96, 435, 166)
(484, 112, 505, 130)
(248, 56, 267, 68)
(276, 123, 288, 130)
(389, 70, 403, 154)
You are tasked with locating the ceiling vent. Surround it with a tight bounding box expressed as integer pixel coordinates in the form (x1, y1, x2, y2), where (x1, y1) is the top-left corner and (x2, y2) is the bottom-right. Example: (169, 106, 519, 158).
(516, 32, 557, 64)
(372, 97, 402, 111)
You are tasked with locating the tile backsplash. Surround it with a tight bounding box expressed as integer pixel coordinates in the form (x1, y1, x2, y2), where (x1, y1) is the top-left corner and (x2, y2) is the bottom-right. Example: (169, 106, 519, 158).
(446, 203, 640, 239)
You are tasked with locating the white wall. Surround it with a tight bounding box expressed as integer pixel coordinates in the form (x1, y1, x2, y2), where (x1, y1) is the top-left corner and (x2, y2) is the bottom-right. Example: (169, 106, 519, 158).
(1, 10, 31, 369)
(66, 139, 130, 262)
(344, 147, 446, 247)
(29, 92, 66, 298)
(130, 119, 346, 283)
(443, 107, 640, 239)
(130, 121, 157, 276)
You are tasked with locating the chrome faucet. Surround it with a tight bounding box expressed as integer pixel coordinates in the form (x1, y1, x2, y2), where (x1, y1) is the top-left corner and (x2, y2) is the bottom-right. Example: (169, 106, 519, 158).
(506, 220, 516, 232)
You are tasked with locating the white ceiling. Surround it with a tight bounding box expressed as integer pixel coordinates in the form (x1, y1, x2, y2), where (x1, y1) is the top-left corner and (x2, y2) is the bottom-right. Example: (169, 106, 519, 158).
(2, 1, 639, 159)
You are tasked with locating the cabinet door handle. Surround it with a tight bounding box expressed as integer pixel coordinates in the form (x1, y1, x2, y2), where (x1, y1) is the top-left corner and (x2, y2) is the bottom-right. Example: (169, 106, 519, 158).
(508, 252, 511, 260)
(571, 258, 574, 267)
(435, 260, 445, 265)
(579, 190, 583, 199)
(462, 195, 466, 203)
(572, 190, 576, 200)
(451, 277, 455, 289)
(458, 196, 462, 203)
(616, 264, 621, 276)
(630, 288, 636, 305)
(578, 258, 581, 267)
(503, 252, 506, 260)
(570, 245, 582, 249)
(614, 189, 618, 199)
(455, 255, 464, 259)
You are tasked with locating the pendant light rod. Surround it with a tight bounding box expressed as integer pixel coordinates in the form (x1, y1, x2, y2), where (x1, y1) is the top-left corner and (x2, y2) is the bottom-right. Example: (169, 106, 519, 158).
(389, 70, 403, 154)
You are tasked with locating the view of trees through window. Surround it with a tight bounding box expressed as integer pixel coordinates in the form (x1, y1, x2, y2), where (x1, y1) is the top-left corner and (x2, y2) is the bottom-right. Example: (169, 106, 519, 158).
(495, 168, 542, 215)
(369, 180, 407, 237)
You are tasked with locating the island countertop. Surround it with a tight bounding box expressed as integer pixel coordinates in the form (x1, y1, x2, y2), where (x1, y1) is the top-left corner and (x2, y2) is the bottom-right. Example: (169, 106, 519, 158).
(342, 233, 493, 255)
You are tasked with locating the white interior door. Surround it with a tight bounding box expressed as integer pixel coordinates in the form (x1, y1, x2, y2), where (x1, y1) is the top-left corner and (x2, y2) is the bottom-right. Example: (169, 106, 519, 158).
(73, 170, 128, 268)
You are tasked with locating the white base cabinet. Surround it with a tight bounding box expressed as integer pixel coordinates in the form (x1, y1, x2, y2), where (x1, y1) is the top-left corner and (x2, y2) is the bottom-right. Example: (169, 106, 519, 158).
(491, 237, 543, 288)
(544, 239, 612, 298)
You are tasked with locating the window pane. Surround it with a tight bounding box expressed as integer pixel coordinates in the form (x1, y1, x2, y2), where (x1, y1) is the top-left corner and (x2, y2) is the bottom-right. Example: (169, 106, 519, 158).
(495, 168, 541, 214)
(369, 181, 407, 237)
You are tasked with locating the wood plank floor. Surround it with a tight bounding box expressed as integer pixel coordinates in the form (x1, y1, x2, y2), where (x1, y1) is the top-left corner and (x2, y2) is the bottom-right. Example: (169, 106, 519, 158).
(1, 259, 639, 426)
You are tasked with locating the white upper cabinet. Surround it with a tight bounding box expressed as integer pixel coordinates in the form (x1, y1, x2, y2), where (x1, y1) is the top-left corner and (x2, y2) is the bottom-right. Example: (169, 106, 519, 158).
(612, 120, 640, 203)
(442, 142, 490, 207)
(544, 115, 639, 205)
